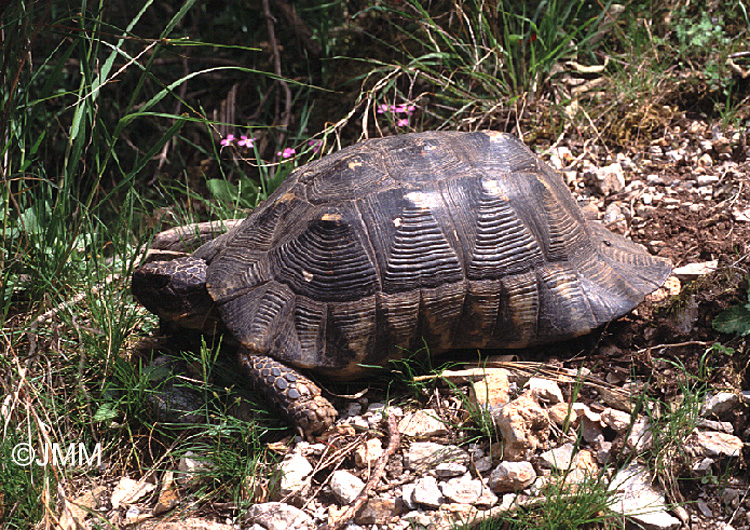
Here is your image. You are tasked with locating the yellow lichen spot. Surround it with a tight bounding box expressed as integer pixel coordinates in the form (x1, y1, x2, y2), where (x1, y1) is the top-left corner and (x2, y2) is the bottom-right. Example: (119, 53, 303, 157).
(481, 178, 508, 199)
(484, 130, 507, 142)
(348, 160, 363, 170)
(278, 192, 298, 203)
(405, 190, 441, 210)
(321, 213, 343, 221)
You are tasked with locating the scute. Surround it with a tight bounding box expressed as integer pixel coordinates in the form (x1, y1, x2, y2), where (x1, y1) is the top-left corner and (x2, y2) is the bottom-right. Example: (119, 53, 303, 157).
(270, 212, 378, 302)
(302, 151, 393, 204)
(383, 198, 464, 292)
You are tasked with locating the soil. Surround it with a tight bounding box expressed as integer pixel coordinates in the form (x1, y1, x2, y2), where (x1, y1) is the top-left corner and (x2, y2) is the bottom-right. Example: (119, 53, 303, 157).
(538, 121, 750, 529)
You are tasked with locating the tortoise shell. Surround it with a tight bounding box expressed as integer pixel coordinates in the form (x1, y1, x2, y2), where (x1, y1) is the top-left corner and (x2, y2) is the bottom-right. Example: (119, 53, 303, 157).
(180, 130, 670, 378)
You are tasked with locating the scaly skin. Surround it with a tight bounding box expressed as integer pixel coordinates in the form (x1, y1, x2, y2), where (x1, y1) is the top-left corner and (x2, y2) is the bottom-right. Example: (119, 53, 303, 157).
(238, 352, 337, 438)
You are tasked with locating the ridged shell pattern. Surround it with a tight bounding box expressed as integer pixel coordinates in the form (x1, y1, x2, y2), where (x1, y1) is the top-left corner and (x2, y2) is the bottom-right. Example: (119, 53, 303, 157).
(204, 131, 671, 377)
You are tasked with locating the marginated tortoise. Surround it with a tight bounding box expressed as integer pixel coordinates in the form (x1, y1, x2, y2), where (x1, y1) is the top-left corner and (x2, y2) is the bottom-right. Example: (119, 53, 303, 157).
(132, 131, 671, 436)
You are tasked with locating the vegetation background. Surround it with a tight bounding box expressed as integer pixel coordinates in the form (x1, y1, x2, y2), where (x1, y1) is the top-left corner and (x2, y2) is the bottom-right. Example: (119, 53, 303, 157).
(1, 0, 748, 527)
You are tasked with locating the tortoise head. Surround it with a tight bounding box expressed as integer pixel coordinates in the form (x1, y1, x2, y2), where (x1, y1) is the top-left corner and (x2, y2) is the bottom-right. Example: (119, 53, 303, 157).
(132, 256, 221, 333)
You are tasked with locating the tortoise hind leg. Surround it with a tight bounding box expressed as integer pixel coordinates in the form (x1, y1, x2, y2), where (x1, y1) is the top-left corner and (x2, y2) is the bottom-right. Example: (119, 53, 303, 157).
(238, 352, 337, 438)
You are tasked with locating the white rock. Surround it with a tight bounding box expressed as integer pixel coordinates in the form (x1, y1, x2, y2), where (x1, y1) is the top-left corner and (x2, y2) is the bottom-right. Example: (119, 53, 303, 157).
(696, 174, 719, 186)
(608, 464, 681, 530)
(733, 207, 750, 222)
(688, 431, 743, 458)
(499, 493, 522, 511)
(343, 402, 363, 417)
(470, 368, 511, 409)
(572, 402, 601, 423)
(367, 402, 386, 413)
(548, 146, 573, 170)
(524, 378, 564, 405)
(672, 260, 718, 279)
(294, 441, 326, 458)
(404, 442, 469, 471)
(440, 474, 484, 504)
(626, 418, 652, 451)
(702, 392, 741, 417)
(665, 150, 683, 163)
(474, 482, 500, 508)
(435, 462, 467, 477)
(178, 451, 215, 486)
(125, 505, 140, 520)
(354, 438, 383, 468)
(691, 457, 714, 473)
(697, 498, 714, 518)
(489, 461, 536, 493)
(698, 139, 713, 151)
(110, 477, 156, 509)
(476, 456, 494, 474)
(594, 162, 626, 195)
(401, 510, 433, 527)
(398, 409, 448, 438)
(547, 402, 577, 427)
(581, 414, 604, 444)
(245, 502, 314, 530)
(539, 443, 575, 471)
(601, 408, 632, 432)
(596, 441, 613, 464)
(492, 393, 551, 461)
(330, 470, 365, 505)
(412, 476, 444, 508)
(364, 403, 402, 428)
(603, 203, 627, 232)
(564, 170, 578, 186)
(696, 418, 734, 434)
(401, 483, 418, 510)
(354, 497, 397, 525)
(278, 454, 313, 497)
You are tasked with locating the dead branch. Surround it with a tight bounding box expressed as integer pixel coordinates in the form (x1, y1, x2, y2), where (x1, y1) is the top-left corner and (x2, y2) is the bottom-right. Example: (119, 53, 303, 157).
(321, 413, 400, 530)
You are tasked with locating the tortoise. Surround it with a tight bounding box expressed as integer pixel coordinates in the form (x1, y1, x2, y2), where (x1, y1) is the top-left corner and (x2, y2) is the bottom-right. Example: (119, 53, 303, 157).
(132, 130, 671, 436)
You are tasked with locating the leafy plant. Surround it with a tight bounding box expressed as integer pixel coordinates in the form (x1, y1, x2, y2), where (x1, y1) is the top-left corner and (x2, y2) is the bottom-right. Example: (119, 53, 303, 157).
(712, 284, 750, 337)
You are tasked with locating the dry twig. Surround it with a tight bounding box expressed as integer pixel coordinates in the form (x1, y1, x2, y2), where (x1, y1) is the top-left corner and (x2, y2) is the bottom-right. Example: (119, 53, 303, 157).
(261, 0, 292, 149)
(321, 413, 400, 530)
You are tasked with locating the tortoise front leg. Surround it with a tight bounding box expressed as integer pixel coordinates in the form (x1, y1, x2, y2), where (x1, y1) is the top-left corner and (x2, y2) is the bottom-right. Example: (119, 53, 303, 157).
(238, 352, 337, 438)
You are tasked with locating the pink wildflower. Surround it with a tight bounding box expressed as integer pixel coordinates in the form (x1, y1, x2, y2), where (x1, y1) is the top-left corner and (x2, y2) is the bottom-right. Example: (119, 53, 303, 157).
(377, 102, 418, 127)
(308, 139, 322, 153)
(220, 134, 235, 147)
(277, 147, 296, 159)
(238, 135, 254, 148)
(395, 104, 416, 114)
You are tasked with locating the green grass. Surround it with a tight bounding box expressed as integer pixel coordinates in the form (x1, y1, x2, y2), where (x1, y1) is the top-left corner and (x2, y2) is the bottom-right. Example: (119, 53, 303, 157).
(0, 431, 48, 528)
(469, 472, 620, 530)
(0, 0, 322, 525)
(355, 0, 614, 131)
